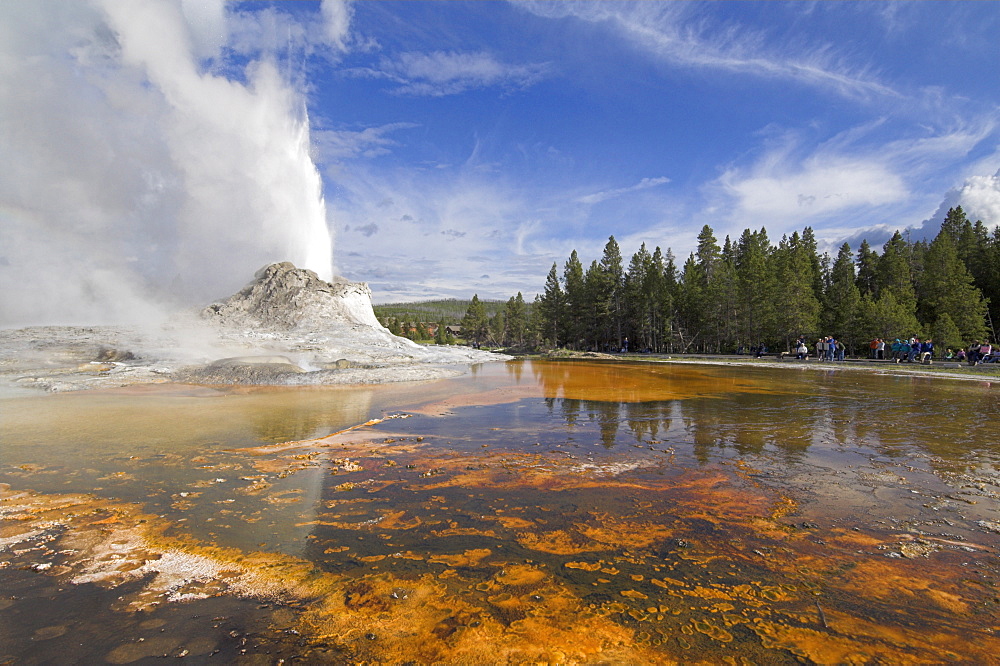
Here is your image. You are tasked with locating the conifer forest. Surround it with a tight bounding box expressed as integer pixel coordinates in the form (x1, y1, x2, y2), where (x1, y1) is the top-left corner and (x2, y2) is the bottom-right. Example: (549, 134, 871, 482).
(456, 207, 997, 356)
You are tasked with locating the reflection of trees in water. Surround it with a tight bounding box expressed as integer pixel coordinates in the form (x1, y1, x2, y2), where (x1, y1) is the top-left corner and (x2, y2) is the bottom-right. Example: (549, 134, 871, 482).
(533, 360, 1000, 470)
(241, 388, 375, 444)
(506, 360, 524, 382)
(560, 398, 581, 427)
(588, 400, 620, 448)
(545, 391, 846, 463)
(625, 401, 662, 443)
(530, 359, 572, 395)
(679, 395, 824, 464)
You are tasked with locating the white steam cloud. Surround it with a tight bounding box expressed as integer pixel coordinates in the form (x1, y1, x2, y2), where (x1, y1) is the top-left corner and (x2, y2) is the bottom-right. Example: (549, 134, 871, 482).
(918, 168, 1000, 239)
(947, 170, 1000, 227)
(0, 1, 334, 326)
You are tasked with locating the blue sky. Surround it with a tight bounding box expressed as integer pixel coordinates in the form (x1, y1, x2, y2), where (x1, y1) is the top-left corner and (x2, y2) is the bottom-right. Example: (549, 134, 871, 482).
(289, 1, 1000, 301)
(3, 1, 1000, 324)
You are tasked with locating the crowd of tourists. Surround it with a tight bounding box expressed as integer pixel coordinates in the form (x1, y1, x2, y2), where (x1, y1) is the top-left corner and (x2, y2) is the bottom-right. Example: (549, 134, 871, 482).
(861, 337, 934, 363)
(785, 335, 998, 365)
(752, 335, 998, 365)
(792, 336, 845, 361)
(863, 337, 1000, 365)
(959, 340, 999, 365)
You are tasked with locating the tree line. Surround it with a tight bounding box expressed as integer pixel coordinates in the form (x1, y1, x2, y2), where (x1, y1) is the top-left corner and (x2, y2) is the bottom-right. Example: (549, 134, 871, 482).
(463, 206, 997, 356)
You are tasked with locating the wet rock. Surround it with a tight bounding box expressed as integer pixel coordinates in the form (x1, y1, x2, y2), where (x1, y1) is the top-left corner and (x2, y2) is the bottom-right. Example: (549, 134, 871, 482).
(75, 362, 114, 374)
(96, 347, 136, 362)
(177, 357, 306, 385)
(977, 520, 1000, 533)
(211, 355, 302, 368)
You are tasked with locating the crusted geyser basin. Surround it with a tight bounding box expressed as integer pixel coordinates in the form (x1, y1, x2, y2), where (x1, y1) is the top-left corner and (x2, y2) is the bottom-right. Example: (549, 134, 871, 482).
(0, 262, 506, 393)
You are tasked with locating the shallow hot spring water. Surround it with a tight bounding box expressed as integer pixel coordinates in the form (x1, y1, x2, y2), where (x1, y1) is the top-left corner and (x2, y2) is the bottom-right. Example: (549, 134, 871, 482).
(2, 360, 1000, 663)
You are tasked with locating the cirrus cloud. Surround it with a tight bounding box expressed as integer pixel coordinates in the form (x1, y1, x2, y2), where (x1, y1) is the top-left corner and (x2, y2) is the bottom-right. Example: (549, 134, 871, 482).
(351, 50, 551, 96)
(576, 176, 672, 205)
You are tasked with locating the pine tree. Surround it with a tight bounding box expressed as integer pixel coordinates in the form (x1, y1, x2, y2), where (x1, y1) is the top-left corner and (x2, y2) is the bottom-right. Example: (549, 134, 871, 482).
(676, 253, 704, 352)
(918, 230, 987, 342)
(539, 262, 565, 347)
(939, 206, 969, 246)
(563, 250, 586, 349)
(624, 243, 653, 352)
(385, 317, 403, 336)
(503, 292, 527, 347)
(801, 227, 826, 305)
(694, 225, 728, 352)
(773, 232, 820, 349)
(696, 225, 721, 276)
(856, 239, 878, 297)
(600, 236, 626, 348)
(861, 290, 921, 341)
(434, 320, 448, 344)
(987, 227, 1000, 339)
(734, 228, 773, 349)
(876, 232, 918, 317)
(661, 248, 678, 351)
(932, 313, 963, 355)
(584, 259, 611, 350)
(825, 243, 862, 352)
(717, 236, 739, 351)
(488, 310, 505, 347)
(528, 294, 545, 348)
(461, 295, 489, 346)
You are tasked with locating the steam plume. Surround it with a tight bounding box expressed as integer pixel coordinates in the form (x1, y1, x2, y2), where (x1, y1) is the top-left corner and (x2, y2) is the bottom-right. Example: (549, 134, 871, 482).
(0, 1, 333, 326)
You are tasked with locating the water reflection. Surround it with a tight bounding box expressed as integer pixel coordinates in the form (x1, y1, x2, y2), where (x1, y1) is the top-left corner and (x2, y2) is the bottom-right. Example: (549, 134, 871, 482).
(2, 360, 1000, 662)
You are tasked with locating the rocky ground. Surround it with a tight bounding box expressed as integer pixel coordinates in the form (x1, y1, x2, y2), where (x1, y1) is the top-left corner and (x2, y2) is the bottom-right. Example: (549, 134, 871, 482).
(0, 263, 505, 395)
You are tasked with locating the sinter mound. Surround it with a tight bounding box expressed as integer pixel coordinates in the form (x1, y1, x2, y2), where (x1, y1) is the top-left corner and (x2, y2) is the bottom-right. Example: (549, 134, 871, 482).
(201, 262, 385, 331)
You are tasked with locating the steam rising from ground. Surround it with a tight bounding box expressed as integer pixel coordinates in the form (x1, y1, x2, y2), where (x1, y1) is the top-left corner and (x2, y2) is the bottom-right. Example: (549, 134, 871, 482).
(0, 1, 334, 326)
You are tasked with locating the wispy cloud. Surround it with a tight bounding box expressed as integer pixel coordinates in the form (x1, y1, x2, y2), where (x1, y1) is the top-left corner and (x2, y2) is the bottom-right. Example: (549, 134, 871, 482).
(320, 0, 353, 53)
(325, 161, 561, 300)
(576, 176, 671, 205)
(225, 0, 355, 63)
(351, 50, 551, 96)
(519, 1, 897, 100)
(312, 122, 418, 161)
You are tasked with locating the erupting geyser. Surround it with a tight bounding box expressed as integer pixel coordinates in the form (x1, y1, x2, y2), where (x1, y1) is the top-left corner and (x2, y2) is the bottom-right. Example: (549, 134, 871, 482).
(0, 1, 333, 326)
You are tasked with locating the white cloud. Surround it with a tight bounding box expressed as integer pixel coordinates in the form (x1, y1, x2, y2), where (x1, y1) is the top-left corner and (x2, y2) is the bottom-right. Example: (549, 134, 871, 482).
(576, 177, 671, 205)
(718, 158, 907, 220)
(325, 162, 558, 301)
(919, 169, 1000, 238)
(519, 1, 896, 100)
(226, 1, 354, 61)
(357, 50, 550, 96)
(320, 0, 352, 52)
(705, 116, 1000, 247)
(951, 171, 1000, 227)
